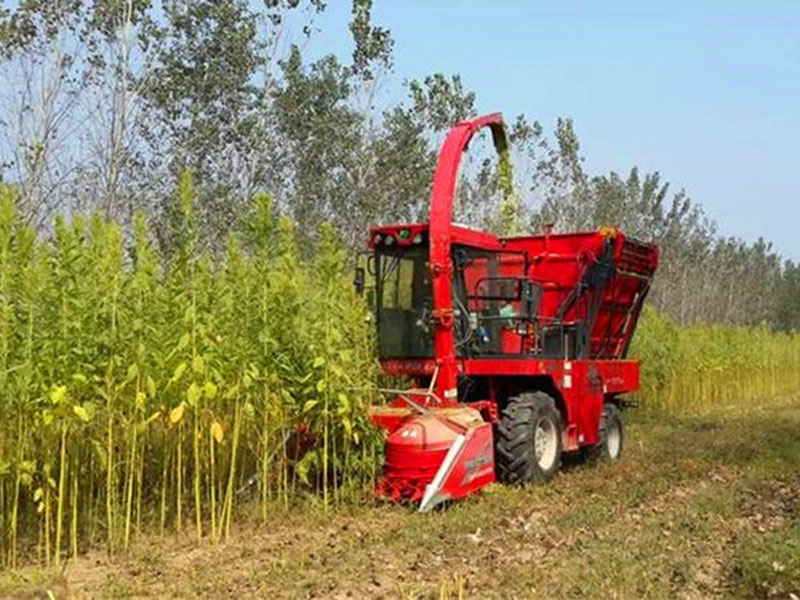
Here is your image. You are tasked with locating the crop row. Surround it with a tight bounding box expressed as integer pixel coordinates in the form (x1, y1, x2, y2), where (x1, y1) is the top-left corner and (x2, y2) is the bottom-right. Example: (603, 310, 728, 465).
(631, 306, 800, 412)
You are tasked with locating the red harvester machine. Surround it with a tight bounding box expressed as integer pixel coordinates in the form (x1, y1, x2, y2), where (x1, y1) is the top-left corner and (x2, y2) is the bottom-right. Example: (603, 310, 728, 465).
(358, 113, 658, 511)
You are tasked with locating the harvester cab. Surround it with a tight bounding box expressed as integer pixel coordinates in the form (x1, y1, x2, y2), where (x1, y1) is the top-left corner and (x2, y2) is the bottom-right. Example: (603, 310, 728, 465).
(362, 113, 658, 511)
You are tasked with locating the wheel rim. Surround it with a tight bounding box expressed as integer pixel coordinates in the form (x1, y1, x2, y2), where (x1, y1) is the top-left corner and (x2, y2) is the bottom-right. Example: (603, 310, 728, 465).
(534, 417, 558, 470)
(606, 418, 622, 459)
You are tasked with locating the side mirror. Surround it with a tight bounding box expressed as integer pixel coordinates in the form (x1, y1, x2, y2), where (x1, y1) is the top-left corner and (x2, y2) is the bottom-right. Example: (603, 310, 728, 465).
(353, 267, 365, 295)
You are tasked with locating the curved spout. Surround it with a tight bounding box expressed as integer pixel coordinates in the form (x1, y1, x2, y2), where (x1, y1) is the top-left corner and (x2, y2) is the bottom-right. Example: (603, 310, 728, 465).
(428, 113, 509, 402)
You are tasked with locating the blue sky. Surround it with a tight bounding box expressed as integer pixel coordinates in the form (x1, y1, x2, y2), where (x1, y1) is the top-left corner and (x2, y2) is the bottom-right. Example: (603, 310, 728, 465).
(292, 1, 800, 259)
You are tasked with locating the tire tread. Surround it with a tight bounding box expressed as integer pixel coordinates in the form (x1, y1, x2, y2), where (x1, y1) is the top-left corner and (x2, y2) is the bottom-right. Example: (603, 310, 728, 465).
(495, 391, 562, 484)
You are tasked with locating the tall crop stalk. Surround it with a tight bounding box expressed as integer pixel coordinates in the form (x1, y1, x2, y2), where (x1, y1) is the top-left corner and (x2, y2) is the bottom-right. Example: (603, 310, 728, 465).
(0, 188, 15, 567)
(123, 400, 138, 548)
(43, 463, 53, 567)
(54, 423, 67, 567)
(209, 423, 217, 544)
(70, 453, 78, 559)
(175, 421, 182, 534)
(219, 392, 242, 542)
(159, 445, 169, 536)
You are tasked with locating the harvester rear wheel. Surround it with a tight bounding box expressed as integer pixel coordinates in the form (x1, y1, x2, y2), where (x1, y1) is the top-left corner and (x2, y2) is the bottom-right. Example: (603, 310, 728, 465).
(584, 402, 624, 462)
(495, 392, 562, 484)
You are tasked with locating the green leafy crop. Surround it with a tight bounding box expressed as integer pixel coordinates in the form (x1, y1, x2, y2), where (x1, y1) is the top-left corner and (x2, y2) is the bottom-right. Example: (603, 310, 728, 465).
(0, 178, 381, 567)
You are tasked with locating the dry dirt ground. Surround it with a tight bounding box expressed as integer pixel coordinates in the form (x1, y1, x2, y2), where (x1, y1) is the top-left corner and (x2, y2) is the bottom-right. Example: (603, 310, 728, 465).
(3, 397, 800, 600)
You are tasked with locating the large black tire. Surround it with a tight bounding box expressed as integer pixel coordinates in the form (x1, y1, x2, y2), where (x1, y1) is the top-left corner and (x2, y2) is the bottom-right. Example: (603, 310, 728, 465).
(583, 402, 624, 462)
(495, 392, 563, 484)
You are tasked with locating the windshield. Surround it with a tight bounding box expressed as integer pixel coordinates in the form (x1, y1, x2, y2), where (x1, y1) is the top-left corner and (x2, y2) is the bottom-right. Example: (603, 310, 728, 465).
(375, 247, 433, 358)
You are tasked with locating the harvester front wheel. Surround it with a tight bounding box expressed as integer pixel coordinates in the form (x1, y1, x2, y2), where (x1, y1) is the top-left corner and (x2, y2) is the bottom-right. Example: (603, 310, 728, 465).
(495, 392, 562, 484)
(584, 402, 624, 462)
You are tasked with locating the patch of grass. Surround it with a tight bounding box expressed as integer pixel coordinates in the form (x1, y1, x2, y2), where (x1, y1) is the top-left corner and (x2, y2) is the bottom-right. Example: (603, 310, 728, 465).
(724, 474, 800, 599)
(726, 524, 800, 599)
(0, 568, 66, 599)
(104, 581, 135, 600)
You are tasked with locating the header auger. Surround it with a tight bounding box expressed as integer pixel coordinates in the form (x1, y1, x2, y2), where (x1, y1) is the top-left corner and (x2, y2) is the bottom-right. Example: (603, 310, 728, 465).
(360, 113, 658, 511)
